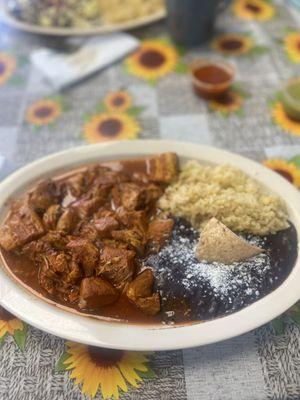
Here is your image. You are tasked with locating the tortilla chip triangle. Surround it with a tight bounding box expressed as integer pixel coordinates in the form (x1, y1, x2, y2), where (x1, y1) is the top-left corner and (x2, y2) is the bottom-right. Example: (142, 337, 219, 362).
(196, 218, 263, 264)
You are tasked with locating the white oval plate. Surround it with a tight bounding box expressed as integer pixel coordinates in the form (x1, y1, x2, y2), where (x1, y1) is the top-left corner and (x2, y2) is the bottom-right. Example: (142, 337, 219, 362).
(0, 2, 166, 36)
(0, 140, 299, 351)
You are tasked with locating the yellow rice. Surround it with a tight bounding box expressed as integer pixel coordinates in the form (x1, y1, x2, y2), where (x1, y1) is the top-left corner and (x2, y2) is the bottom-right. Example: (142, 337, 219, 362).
(159, 161, 288, 236)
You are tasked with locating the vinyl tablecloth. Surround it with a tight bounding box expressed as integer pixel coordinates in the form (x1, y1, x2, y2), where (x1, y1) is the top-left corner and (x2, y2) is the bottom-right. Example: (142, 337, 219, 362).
(0, 1, 300, 399)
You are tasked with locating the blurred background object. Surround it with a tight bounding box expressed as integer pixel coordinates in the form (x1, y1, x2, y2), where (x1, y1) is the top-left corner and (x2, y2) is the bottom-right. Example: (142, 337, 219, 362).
(289, 0, 300, 10)
(7, 0, 165, 28)
(166, 0, 231, 46)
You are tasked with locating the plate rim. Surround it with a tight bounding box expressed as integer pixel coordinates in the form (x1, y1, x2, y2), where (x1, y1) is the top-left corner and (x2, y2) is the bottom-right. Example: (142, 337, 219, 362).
(0, 1, 166, 36)
(0, 140, 300, 351)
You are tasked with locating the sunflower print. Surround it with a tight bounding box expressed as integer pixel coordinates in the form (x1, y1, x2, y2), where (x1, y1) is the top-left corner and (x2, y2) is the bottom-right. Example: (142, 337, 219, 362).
(271, 101, 300, 137)
(26, 98, 63, 127)
(56, 342, 155, 399)
(104, 91, 133, 112)
(212, 33, 254, 56)
(233, 0, 275, 21)
(284, 31, 300, 63)
(0, 52, 17, 85)
(263, 159, 300, 187)
(125, 39, 183, 83)
(0, 306, 27, 350)
(83, 112, 140, 143)
(208, 89, 247, 116)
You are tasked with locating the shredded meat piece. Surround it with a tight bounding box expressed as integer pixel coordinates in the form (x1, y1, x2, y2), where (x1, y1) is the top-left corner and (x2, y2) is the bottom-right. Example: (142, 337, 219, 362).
(94, 216, 119, 236)
(39, 261, 57, 295)
(111, 229, 146, 255)
(29, 179, 60, 213)
(134, 294, 160, 316)
(112, 183, 147, 211)
(38, 253, 81, 300)
(64, 172, 86, 198)
(0, 202, 44, 251)
(147, 218, 174, 253)
(112, 183, 162, 211)
(79, 277, 119, 309)
(65, 260, 82, 284)
(147, 152, 179, 183)
(43, 205, 62, 230)
(126, 269, 160, 315)
(116, 209, 148, 232)
(22, 231, 70, 259)
(57, 208, 79, 233)
(67, 238, 99, 277)
(46, 252, 69, 274)
(71, 184, 111, 219)
(126, 269, 154, 299)
(97, 246, 136, 291)
(76, 221, 99, 242)
(145, 183, 163, 204)
(96, 169, 129, 185)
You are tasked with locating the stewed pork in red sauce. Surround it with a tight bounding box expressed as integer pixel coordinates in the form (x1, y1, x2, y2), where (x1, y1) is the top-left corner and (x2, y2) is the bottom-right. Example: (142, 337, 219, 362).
(0, 153, 178, 323)
(0, 153, 297, 325)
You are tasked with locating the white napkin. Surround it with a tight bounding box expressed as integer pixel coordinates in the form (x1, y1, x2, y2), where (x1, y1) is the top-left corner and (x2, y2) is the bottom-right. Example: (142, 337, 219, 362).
(31, 33, 140, 90)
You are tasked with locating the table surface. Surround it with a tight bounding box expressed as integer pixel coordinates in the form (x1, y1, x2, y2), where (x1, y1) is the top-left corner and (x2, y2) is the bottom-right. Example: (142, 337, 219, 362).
(0, 1, 300, 400)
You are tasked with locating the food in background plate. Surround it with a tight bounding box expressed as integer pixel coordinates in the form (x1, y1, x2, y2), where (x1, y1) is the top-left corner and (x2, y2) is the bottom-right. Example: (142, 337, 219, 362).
(98, 0, 164, 24)
(0, 154, 297, 325)
(8, 0, 165, 28)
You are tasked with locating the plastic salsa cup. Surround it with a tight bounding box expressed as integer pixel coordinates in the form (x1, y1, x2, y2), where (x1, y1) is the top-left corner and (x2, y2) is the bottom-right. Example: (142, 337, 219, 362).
(281, 78, 300, 121)
(190, 58, 236, 99)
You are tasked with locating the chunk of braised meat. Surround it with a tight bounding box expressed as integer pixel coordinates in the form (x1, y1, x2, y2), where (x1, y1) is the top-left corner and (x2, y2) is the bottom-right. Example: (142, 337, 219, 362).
(126, 269, 154, 299)
(112, 183, 147, 211)
(46, 252, 69, 274)
(116, 209, 148, 233)
(94, 216, 119, 237)
(71, 184, 111, 219)
(134, 294, 160, 316)
(96, 169, 129, 186)
(126, 269, 160, 316)
(147, 152, 179, 183)
(42, 231, 70, 250)
(76, 221, 99, 243)
(147, 218, 174, 253)
(64, 172, 86, 198)
(0, 202, 44, 251)
(22, 232, 70, 261)
(39, 259, 57, 295)
(132, 172, 150, 184)
(112, 182, 162, 211)
(57, 208, 79, 234)
(63, 166, 102, 198)
(29, 179, 60, 213)
(145, 183, 163, 205)
(97, 246, 136, 291)
(66, 260, 82, 285)
(67, 238, 99, 277)
(38, 253, 81, 302)
(101, 239, 129, 250)
(78, 277, 119, 309)
(111, 229, 146, 255)
(43, 205, 62, 230)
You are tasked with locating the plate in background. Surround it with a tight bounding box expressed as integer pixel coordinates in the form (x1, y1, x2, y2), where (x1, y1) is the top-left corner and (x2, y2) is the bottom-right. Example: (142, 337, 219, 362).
(0, 2, 166, 36)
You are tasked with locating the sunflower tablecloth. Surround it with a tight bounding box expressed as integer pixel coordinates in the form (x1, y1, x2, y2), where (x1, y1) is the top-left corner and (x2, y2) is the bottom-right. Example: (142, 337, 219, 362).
(1, 1, 300, 399)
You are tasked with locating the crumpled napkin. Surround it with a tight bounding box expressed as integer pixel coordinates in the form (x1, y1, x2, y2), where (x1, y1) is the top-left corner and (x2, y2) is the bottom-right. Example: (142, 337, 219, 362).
(31, 33, 139, 90)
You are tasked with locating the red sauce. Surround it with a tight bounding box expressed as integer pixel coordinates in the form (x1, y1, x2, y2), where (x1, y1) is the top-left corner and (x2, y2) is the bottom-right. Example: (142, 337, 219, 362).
(194, 65, 231, 85)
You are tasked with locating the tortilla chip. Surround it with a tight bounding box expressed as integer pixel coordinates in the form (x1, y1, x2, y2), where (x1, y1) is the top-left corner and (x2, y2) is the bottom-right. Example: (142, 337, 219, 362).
(196, 218, 263, 264)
